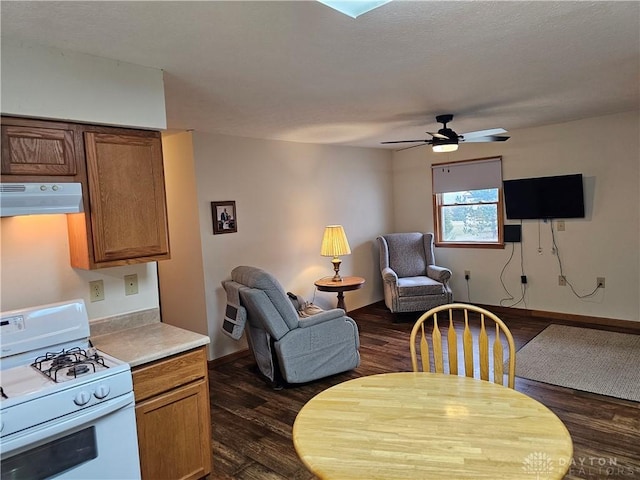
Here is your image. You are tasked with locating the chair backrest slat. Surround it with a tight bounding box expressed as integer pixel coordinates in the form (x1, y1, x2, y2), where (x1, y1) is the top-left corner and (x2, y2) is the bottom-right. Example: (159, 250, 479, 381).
(409, 303, 516, 389)
(432, 314, 444, 373)
(463, 311, 474, 378)
(479, 315, 489, 381)
(493, 323, 505, 386)
(420, 323, 430, 372)
(447, 312, 458, 375)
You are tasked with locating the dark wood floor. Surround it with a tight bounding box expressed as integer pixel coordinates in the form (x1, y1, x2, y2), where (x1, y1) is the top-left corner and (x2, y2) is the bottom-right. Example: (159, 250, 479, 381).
(208, 302, 640, 480)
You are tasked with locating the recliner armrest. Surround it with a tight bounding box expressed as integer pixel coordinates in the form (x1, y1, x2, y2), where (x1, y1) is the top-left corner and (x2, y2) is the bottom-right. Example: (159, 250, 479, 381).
(381, 267, 398, 284)
(428, 265, 452, 283)
(298, 308, 348, 328)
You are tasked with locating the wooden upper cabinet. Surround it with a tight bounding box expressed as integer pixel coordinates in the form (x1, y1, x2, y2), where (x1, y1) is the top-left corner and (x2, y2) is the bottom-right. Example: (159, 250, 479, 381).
(69, 128, 170, 268)
(1, 118, 78, 178)
(1, 117, 170, 269)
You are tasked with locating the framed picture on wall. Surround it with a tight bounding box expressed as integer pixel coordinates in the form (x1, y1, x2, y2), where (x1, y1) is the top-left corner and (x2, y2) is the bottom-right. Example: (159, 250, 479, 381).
(212, 201, 237, 234)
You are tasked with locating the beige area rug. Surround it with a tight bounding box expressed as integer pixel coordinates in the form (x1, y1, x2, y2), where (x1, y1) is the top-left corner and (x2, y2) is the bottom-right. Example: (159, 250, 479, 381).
(514, 324, 640, 402)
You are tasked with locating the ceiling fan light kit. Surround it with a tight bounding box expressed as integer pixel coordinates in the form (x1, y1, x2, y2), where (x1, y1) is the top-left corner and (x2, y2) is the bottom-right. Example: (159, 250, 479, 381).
(432, 143, 459, 153)
(382, 114, 509, 152)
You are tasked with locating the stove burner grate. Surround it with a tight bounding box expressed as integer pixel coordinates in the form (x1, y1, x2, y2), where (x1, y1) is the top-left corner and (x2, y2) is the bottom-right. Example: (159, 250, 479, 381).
(31, 347, 109, 383)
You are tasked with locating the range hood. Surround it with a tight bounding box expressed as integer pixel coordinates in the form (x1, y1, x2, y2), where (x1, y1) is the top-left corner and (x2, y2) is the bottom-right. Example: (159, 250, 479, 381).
(0, 183, 83, 217)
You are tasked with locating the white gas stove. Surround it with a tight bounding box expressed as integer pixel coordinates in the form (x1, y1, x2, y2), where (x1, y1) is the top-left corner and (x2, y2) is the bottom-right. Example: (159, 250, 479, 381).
(0, 299, 141, 480)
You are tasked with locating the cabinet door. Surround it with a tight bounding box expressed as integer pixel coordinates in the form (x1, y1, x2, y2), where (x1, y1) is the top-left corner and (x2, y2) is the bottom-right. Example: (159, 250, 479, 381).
(1, 123, 77, 176)
(83, 131, 169, 263)
(135, 379, 212, 480)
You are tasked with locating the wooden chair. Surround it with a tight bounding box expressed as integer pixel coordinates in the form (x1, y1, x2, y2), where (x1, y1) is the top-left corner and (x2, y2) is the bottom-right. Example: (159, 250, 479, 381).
(409, 303, 516, 388)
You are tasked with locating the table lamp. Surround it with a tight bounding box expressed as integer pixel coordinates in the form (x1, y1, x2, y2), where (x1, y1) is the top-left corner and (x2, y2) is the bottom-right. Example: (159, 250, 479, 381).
(320, 225, 351, 282)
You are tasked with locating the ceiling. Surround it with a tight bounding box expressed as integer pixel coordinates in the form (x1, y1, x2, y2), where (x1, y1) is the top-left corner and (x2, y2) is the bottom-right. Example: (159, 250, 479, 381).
(2, 1, 639, 149)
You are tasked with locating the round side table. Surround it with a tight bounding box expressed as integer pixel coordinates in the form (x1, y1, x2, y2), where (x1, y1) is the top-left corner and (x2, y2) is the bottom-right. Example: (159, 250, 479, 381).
(314, 276, 365, 312)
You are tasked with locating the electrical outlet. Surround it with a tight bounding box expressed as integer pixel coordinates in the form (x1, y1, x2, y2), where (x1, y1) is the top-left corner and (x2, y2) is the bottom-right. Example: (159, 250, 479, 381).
(464, 270, 471, 280)
(558, 275, 566, 286)
(556, 220, 565, 231)
(597, 277, 605, 288)
(89, 280, 105, 302)
(124, 274, 139, 296)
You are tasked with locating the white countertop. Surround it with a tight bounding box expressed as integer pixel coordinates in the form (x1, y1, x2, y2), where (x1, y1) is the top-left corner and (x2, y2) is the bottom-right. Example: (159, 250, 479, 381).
(92, 322, 210, 368)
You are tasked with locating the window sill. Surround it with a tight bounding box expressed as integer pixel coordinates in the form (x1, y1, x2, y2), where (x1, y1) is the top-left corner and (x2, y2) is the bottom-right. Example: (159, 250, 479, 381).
(435, 242, 505, 249)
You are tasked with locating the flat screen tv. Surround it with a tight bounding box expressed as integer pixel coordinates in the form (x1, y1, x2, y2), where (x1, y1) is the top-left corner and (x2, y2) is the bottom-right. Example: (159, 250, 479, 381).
(503, 173, 585, 219)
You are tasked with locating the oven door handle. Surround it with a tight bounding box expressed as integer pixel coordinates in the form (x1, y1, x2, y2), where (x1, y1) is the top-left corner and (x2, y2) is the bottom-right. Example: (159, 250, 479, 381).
(1, 393, 135, 456)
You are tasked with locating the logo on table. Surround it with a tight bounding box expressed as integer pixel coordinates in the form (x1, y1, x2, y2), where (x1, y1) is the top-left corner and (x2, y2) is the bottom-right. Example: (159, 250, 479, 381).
(523, 452, 554, 478)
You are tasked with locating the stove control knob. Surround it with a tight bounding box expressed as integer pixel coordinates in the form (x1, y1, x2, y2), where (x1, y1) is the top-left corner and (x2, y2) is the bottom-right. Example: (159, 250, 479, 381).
(74, 391, 92, 406)
(94, 385, 110, 399)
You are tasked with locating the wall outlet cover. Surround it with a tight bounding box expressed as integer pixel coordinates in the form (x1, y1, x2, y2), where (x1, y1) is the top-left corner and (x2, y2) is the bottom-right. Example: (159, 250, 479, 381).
(89, 280, 105, 302)
(124, 274, 139, 296)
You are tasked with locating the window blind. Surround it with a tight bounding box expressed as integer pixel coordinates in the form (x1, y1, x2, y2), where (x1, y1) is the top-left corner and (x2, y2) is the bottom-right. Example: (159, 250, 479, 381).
(431, 157, 502, 194)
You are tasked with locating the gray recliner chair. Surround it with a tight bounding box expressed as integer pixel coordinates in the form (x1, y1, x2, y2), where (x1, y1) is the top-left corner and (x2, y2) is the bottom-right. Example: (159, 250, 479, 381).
(222, 266, 360, 386)
(377, 232, 453, 313)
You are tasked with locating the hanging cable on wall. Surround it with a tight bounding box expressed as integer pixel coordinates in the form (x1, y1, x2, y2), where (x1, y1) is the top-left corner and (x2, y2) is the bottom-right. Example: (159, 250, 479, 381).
(550, 221, 600, 299)
(465, 275, 471, 303)
(537, 220, 543, 254)
(499, 242, 517, 306)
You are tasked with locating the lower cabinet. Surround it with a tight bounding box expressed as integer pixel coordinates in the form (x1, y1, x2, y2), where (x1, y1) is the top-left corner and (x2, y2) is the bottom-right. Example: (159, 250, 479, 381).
(132, 347, 212, 480)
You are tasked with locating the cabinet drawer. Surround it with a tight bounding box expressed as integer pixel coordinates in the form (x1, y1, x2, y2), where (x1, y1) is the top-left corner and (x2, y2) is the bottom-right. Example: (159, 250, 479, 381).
(132, 347, 206, 403)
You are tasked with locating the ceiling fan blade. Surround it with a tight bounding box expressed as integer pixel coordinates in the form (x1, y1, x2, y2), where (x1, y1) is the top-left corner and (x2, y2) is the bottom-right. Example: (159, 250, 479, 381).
(462, 135, 510, 143)
(381, 139, 432, 144)
(426, 131, 449, 139)
(395, 143, 429, 152)
(461, 128, 507, 138)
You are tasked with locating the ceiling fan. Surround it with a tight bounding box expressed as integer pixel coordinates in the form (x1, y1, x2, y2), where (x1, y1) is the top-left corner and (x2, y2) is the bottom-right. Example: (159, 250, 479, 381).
(382, 114, 509, 152)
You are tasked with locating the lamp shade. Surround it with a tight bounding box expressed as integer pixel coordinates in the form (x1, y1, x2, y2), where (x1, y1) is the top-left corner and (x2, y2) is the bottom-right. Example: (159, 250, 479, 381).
(321, 225, 351, 257)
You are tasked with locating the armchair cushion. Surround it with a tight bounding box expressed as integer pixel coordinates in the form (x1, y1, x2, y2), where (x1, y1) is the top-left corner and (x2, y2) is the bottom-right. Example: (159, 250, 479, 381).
(385, 233, 428, 278)
(232, 265, 299, 330)
(397, 276, 446, 297)
(239, 288, 291, 340)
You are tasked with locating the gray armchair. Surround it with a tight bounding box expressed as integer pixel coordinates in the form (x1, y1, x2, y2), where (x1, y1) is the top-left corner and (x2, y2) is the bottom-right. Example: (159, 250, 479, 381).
(222, 266, 360, 386)
(376, 233, 453, 313)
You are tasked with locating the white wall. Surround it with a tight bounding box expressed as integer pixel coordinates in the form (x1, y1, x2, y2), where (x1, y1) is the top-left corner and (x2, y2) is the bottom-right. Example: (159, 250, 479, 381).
(1, 38, 166, 129)
(159, 132, 393, 359)
(0, 40, 166, 319)
(0, 214, 159, 317)
(392, 111, 640, 322)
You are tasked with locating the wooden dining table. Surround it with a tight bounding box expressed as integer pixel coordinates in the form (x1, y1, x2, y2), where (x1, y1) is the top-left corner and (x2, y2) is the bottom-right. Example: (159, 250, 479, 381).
(292, 372, 573, 479)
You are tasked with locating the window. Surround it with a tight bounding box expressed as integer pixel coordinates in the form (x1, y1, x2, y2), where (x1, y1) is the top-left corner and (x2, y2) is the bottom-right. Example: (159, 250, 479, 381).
(432, 157, 504, 248)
